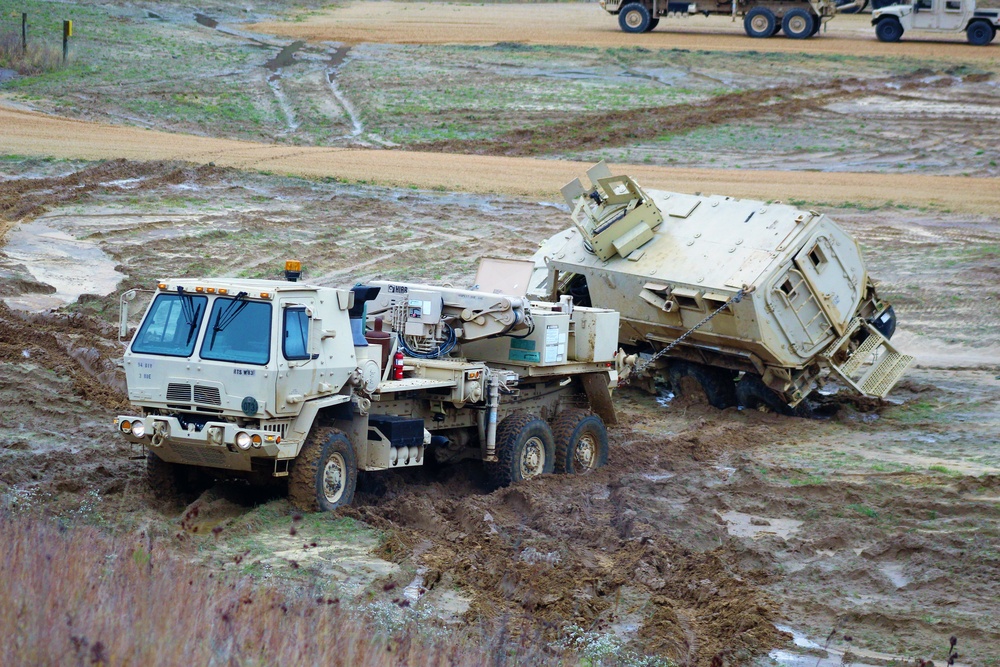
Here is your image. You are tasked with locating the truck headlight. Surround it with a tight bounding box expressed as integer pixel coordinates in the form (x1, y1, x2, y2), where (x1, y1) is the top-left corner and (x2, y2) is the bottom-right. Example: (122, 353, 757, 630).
(235, 431, 252, 450)
(130, 420, 145, 438)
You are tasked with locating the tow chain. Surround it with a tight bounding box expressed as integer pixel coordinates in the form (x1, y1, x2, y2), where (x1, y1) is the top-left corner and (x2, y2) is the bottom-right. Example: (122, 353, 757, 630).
(618, 286, 751, 388)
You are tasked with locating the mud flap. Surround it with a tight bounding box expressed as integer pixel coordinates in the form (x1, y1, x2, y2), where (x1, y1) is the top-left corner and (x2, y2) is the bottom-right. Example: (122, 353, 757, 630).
(823, 318, 913, 398)
(581, 372, 618, 426)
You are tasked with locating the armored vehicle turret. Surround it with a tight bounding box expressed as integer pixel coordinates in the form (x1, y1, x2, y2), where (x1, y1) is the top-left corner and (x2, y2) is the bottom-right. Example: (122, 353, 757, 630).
(529, 163, 911, 412)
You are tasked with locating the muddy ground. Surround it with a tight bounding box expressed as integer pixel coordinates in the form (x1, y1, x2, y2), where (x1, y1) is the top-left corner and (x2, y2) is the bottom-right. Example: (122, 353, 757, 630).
(2, 1, 1000, 664)
(1, 157, 998, 665)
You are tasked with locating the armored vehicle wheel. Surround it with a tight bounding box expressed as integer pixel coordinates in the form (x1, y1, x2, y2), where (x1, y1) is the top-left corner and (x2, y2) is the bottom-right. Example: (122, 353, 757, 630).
(736, 373, 793, 415)
(618, 3, 652, 33)
(966, 20, 996, 46)
(667, 360, 738, 409)
(782, 9, 815, 39)
(646, 18, 659, 32)
(875, 17, 903, 42)
(744, 7, 777, 38)
(147, 451, 184, 500)
(552, 409, 608, 474)
(486, 412, 555, 488)
(289, 428, 357, 511)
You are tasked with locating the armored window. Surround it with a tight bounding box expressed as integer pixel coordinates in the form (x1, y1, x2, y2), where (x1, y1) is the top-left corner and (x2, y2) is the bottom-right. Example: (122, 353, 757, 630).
(915, 0, 932, 8)
(200, 297, 272, 365)
(283, 307, 311, 360)
(807, 244, 828, 271)
(131, 293, 208, 358)
(779, 278, 798, 299)
(945, 0, 961, 9)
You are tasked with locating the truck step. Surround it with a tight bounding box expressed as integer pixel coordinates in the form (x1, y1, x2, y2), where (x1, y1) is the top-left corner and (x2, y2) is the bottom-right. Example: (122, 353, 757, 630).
(824, 318, 914, 398)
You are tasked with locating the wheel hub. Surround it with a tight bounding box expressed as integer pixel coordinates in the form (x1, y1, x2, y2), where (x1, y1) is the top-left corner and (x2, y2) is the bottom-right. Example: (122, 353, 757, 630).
(625, 11, 643, 28)
(520, 436, 545, 478)
(787, 16, 807, 33)
(751, 15, 769, 32)
(575, 433, 597, 470)
(322, 453, 345, 503)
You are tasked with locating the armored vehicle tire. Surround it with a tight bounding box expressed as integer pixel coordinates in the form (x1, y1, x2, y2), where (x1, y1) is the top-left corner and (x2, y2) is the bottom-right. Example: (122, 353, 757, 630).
(147, 451, 186, 500)
(619, 4, 652, 33)
(668, 360, 738, 409)
(875, 18, 903, 42)
(782, 9, 815, 39)
(744, 7, 777, 38)
(289, 428, 357, 511)
(736, 373, 794, 415)
(966, 20, 996, 46)
(646, 18, 659, 32)
(486, 412, 555, 488)
(552, 409, 609, 475)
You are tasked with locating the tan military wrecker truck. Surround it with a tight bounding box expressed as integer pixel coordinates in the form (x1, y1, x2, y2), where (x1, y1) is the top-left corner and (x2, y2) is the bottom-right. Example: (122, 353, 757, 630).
(528, 163, 912, 414)
(114, 261, 619, 511)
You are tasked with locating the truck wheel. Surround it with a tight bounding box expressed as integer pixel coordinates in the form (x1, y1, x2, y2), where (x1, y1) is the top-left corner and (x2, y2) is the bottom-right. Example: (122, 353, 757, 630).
(667, 360, 738, 409)
(645, 18, 659, 32)
(875, 17, 903, 42)
(966, 20, 995, 46)
(552, 410, 608, 474)
(744, 7, 776, 38)
(770, 23, 782, 37)
(736, 373, 793, 415)
(289, 428, 357, 511)
(811, 16, 823, 35)
(486, 412, 555, 488)
(147, 451, 185, 500)
(782, 9, 815, 39)
(618, 3, 652, 33)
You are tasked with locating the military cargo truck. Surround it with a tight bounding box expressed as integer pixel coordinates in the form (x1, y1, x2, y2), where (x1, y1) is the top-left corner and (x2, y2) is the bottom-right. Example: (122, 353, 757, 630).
(528, 163, 912, 413)
(114, 262, 619, 511)
(602, 0, 837, 39)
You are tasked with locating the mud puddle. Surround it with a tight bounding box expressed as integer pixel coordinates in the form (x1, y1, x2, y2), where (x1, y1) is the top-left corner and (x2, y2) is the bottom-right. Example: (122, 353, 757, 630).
(2, 219, 123, 311)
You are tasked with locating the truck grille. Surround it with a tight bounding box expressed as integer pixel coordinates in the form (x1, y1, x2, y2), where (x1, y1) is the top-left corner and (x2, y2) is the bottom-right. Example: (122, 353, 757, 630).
(166, 383, 221, 406)
(193, 385, 221, 406)
(166, 383, 192, 402)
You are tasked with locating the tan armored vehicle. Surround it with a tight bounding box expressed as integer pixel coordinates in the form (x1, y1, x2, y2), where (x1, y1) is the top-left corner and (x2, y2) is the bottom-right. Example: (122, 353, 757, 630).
(115, 261, 619, 510)
(528, 163, 912, 413)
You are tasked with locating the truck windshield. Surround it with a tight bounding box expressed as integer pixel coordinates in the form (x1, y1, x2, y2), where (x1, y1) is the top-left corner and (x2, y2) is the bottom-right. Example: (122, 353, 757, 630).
(200, 297, 272, 365)
(131, 292, 208, 357)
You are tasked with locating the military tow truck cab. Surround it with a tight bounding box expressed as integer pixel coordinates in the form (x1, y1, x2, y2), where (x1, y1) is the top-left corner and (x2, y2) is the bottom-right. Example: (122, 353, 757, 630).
(873, 0, 999, 44)
(115, 262, 620, 511)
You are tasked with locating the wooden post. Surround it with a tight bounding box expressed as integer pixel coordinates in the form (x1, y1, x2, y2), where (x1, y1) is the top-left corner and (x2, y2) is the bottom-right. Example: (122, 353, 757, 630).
(62, 20, 72, 63)
(22, 13, 27, 53)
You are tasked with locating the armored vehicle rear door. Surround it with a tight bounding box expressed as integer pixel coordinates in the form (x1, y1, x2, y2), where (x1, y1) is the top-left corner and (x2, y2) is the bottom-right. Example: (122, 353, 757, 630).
(766, 265, 834, 361)
(793, 227, 865, 335)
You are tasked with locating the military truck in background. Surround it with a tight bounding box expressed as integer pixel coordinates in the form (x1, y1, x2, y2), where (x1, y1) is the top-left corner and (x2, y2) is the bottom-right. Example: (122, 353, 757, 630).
(602, 0, 838, 38)
(872, 0, 999, 44)
(528, 163, 912, 413)
(115, 262, 619, 511)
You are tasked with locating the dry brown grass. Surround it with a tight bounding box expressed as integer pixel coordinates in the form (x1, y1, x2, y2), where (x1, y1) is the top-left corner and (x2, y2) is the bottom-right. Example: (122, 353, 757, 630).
(0, 31, 61, 76)
(0, 513, 560, 666)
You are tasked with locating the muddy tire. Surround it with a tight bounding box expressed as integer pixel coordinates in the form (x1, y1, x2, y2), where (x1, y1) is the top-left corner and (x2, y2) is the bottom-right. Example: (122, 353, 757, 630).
(966, 20, 995, 46)
(667, 360, 738, 409)
(735, 373, 794, 415)
(744, 7, 776, 38)
(875, 18, 903, 43)
(485, 412, 555, 488)
(147, 451, 184, 500)
(288, 428, 357, 512)
(618, 3, 652, 33)
(782, 9, 815, 39)
(552, 409, 608, 474)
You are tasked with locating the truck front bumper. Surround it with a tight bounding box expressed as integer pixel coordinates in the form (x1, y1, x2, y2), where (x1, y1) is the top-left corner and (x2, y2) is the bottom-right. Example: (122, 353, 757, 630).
(115, 415, 282, 469)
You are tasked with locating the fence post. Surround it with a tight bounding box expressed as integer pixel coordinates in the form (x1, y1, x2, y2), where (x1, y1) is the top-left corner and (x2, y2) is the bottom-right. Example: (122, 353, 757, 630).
(62, 19, 72, 63)
(22, 13, 27, 53)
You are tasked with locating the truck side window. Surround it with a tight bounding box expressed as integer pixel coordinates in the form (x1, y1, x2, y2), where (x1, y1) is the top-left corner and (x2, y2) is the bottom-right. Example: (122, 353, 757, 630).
(945, 0, 961, 9)
(916, 0, 932, 8)
(283, 307, 311, 360)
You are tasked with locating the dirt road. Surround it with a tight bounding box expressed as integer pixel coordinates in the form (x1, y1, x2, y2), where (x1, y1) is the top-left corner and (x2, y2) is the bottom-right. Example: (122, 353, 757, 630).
(2, 103, 998, 216)
(250, 3, 1000, 61)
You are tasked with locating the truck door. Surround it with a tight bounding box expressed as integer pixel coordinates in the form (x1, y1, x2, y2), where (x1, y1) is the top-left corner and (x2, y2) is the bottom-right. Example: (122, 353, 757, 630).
(793, 230, 864, 336)
(275, 298, 318, 413)
(912, 0, 937, 28)
(937, 0, 967, 29)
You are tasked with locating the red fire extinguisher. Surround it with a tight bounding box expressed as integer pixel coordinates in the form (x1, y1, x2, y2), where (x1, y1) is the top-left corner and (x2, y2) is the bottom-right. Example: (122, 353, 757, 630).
(392, 350, 405, 380)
